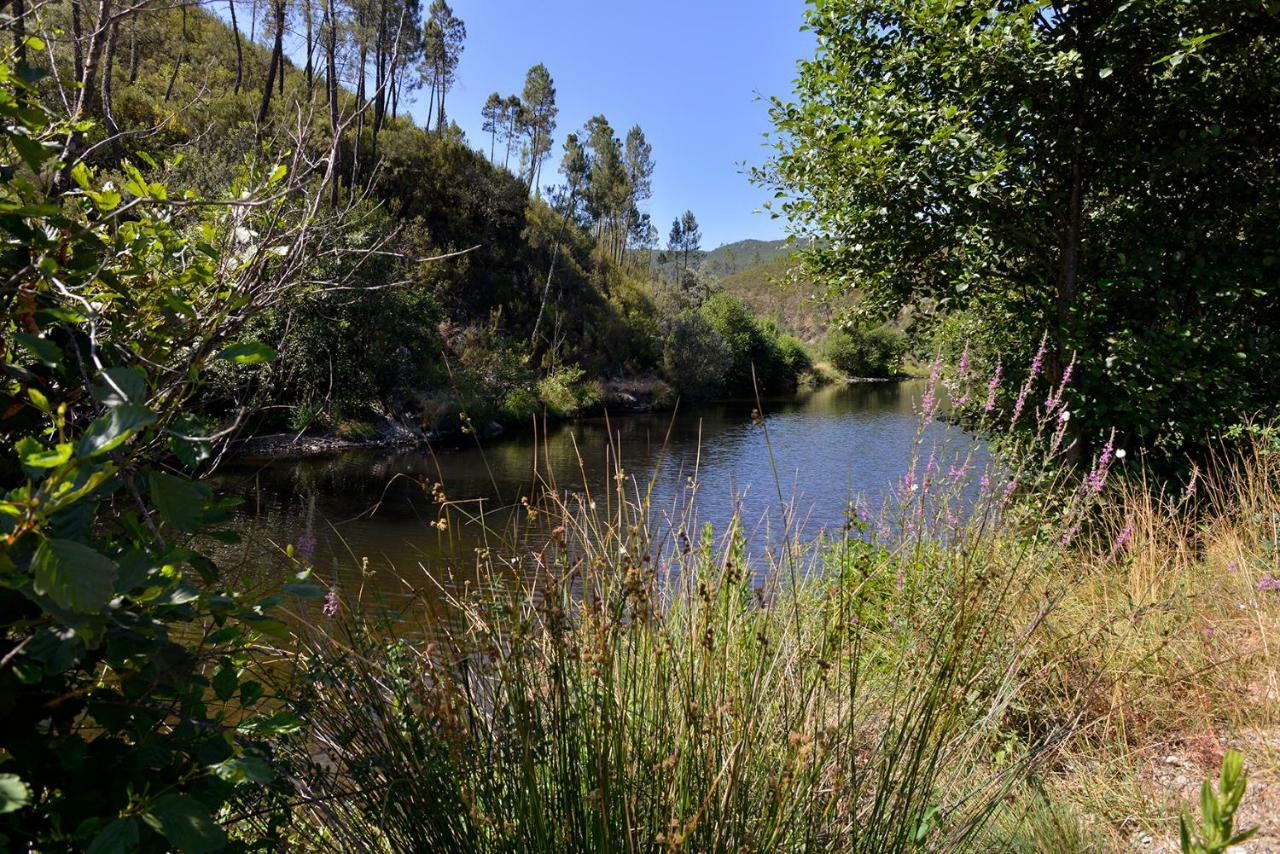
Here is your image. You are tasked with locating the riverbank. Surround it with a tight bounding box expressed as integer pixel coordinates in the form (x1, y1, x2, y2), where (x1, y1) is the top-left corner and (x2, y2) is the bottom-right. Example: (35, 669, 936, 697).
(261, 434, 1280, 851)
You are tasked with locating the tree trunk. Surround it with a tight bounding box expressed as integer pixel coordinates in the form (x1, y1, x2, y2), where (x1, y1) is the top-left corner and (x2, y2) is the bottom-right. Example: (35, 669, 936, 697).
(101, 20, 122, 162)
(303, 0, 313, 95)
(75, 0, 113, 118)
(373, 0, 386, 134)
(164, 2, 186, 102)
(351, 43, 366, 188)
(71, 0, 86, 81)
(54, 0, 114, 194)
(256, 0, 283, 126)
(229, 0, 243, 93)
(325, 0, 339, 208)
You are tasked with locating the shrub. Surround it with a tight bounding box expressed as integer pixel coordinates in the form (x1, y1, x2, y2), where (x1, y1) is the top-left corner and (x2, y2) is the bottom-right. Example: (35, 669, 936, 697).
(825, 324, 907, 378)
(0, 67, 303, 850)
(660, 311, 733, 400)
(537, 365, 604, 418)
(778, 333, 814, 378)
(699, 293, 808, 394)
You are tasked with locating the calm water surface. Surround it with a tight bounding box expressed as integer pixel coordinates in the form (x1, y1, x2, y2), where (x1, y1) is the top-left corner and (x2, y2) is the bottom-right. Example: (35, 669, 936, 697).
(219, 381, 980, 603)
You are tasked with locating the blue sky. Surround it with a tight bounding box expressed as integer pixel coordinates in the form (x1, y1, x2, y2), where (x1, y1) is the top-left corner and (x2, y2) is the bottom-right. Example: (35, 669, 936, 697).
(411, 1, 812, 248)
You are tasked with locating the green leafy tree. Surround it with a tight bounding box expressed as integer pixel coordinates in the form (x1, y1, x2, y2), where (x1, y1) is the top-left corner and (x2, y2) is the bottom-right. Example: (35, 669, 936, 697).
(520, 63, 558, 195)
(0, 63, 327, 850)
(481, 90, 503, 163)
(423, 0, 466, 134)
(759, 0, 1280, 466)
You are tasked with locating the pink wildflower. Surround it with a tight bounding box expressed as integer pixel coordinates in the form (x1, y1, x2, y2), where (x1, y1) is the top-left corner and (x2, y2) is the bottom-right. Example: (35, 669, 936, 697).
(1045, 355, 1075, 412)
(1029, 334, 1047, 379)
(921, 359, 942, 419)
(1258, 575, 1280, 591)
(1109, 523, 1134, 560)
(1086, 433, 1116, 494)
(983, 362, 1003, 412)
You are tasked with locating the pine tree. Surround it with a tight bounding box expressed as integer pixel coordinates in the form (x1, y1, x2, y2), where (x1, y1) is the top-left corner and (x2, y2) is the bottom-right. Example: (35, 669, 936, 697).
(481, 92, 503, 163)
(520, 63, 558, 195)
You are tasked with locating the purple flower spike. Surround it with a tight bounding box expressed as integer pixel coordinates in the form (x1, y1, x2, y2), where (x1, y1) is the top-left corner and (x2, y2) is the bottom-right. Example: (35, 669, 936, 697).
(323, 588, 341, 617)
(984, 362, 1002, 413)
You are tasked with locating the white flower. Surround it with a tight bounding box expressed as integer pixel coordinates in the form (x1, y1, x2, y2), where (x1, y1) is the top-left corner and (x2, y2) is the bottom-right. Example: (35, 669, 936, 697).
(1059, 409, 1071, 421)
(1115, 449, 1127, 459)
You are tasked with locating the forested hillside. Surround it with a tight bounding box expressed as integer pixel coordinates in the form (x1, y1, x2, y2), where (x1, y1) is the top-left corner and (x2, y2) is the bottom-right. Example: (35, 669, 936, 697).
(12, 0, 817, 446)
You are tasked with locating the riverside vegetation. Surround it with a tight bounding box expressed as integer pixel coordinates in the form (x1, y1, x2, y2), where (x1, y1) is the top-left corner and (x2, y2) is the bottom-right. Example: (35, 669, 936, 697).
(2, 0, 1280, 851)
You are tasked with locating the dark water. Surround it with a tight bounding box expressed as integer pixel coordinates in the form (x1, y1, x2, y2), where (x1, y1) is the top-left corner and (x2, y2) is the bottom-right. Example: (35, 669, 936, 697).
(217, 380, 979, 601)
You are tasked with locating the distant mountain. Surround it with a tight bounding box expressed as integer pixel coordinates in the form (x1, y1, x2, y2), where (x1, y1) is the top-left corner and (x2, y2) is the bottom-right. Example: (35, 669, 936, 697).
(700, 239, 795, 278)
(708, 240, 850, 345)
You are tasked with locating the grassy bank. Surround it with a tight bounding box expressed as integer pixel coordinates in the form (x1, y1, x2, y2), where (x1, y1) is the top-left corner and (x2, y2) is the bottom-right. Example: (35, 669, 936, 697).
(256, 410, 1279, 850)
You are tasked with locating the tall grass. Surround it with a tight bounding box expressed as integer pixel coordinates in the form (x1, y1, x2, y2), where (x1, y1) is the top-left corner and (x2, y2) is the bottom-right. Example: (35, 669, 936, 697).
(265, 366, 1280, 851)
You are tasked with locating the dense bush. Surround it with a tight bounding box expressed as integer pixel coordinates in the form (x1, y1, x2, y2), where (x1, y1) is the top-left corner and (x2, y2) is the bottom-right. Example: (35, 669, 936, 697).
(1, 68, 302, 850)
(698, 293, 810, 395)
(537, 365, 605, 417)
(659, 311, 732, 401)
(824, 325, 906, 378)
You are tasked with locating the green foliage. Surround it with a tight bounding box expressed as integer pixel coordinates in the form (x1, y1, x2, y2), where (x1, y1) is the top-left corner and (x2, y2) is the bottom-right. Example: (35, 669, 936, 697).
(1180, 751, 1257, 853)
(825, 325, 906, 378)
(536, 365, 604, 418)
(660, 311, 733, 401)
(698, 293, 809, 395)
(1, 65, 296, 850)
(761, 0, 1280, 467)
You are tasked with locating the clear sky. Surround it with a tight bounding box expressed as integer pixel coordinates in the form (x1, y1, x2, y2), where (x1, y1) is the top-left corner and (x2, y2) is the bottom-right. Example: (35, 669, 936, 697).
(409, 1, 812, 249)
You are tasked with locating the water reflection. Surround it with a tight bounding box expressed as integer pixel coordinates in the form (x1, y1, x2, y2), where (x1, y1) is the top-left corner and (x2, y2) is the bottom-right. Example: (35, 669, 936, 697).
(217, 380, 981, 600)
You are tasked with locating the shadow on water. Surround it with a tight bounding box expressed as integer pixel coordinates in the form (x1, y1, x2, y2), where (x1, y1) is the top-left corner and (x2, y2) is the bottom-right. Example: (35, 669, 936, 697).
(215, 380, 983, 605)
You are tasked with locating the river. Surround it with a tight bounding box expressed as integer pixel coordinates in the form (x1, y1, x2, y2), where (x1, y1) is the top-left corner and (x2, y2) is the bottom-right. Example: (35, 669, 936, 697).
(217, 380, 981, 607)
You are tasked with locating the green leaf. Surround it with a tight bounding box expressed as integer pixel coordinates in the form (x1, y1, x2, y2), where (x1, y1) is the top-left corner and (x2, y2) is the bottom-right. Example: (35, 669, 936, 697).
(27, 387, 51, 412)
(215, 342, 277, 365)
(0, 774, 31, 814)
(93, 366, 147, 407)
(150, 472, 211, 533)
(238, 710, 303, 735)
(212, 754, 274, 785)
(32, 539, 118, 612)
(17, 439, 72, 469)
(142, 794, 227, 854)
(283, 582, 325, 598)
(87, 817, 140, 853)
(10, 134, 52, 172)
(12, 331, 61, 368)
(212, 659, 239, 701)
(267, 164, 288, 185)
(76, 404, 155, 457)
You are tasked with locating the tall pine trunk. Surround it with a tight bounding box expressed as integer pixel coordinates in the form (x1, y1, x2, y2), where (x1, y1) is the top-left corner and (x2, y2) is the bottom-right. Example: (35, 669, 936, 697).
(303, 0, 313, 94)
(256, 0, 283, 126)
(71, 0, 85, 81)
(229, 0, 243, 93)
(325, 0, 339, 208)
(164, 2, 186, 102)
